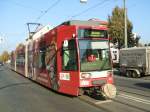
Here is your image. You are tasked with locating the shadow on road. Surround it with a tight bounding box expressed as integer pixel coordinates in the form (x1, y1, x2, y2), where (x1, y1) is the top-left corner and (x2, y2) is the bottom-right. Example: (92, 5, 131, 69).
(135, 82, 150, 89)
(84, 92, 106, 101)
(0, 82, 31, 90)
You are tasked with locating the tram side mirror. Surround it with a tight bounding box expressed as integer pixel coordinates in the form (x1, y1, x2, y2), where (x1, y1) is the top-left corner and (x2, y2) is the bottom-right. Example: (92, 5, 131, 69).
(63, 40, 68, 48)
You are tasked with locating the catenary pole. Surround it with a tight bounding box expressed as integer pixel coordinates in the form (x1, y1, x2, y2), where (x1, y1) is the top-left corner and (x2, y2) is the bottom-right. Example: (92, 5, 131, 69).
(124, 0, 128, 48)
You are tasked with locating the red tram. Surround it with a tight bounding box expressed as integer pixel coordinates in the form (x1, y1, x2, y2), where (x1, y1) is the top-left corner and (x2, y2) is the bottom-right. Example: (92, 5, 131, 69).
(11, 20, 116, 98)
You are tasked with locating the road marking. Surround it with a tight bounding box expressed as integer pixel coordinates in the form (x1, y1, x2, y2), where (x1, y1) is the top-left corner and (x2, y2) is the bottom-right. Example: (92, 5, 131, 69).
(95, 100, 112, 104)
(118, 93, 150, 105)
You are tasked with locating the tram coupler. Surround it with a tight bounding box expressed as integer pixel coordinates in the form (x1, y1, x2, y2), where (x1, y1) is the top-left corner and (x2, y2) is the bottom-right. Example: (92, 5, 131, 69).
(101, 83, 117, 99)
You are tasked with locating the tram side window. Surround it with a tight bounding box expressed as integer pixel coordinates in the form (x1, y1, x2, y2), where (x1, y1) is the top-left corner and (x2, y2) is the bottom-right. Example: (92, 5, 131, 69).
(16, 53, 25, 66)
(62, 40, 78, 71)
(39, 47, 46, 69)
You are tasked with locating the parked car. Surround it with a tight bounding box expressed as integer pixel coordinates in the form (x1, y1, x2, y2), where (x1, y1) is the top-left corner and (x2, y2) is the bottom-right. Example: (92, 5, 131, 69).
(0, 62, 3, 66)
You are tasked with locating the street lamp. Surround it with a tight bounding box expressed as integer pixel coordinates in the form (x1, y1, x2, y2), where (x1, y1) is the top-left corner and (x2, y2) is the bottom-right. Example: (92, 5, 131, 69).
(80, 0, 87, 3)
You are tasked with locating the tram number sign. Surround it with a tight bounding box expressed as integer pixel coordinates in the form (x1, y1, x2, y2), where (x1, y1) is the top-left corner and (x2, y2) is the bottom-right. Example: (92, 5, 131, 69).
(60, 73, 70, 80)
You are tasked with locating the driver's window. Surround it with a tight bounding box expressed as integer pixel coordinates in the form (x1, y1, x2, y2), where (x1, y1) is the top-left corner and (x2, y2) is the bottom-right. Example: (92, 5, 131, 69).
(62, 39, 78, 71)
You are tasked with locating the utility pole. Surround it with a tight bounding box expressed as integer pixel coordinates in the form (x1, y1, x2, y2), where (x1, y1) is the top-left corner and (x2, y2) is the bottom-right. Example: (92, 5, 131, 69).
(124, 0, 128, 48)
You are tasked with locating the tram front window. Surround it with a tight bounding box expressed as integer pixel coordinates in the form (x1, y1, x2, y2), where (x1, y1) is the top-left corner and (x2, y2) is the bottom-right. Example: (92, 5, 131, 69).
(79, 40, 111, 72)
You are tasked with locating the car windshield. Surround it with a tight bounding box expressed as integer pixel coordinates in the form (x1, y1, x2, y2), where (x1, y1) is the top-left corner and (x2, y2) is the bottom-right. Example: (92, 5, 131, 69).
(78, 40, 111, 72)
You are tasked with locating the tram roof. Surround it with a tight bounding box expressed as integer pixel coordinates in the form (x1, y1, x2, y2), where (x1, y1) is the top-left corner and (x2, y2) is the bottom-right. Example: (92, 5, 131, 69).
(61, 20, 107, 27)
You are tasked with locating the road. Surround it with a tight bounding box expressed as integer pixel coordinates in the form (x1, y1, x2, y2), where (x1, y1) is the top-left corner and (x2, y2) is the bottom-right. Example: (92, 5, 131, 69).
(115, 75, 150, 97)
(0, 65, 150, 112)
(77, 73, 150, 112)
(0, 66, 102, 112)
(114, 75, 150, 112)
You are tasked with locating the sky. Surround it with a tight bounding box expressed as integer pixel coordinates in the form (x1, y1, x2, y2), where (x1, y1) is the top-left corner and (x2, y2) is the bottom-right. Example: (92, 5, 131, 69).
(0, 0, 150, 54)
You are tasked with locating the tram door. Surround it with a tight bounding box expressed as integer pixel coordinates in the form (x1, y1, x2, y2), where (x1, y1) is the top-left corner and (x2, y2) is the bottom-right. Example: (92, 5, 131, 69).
(25, 43, 28, 77)
(37, 39, 51, 87)
(28, 41, 34, 79)
(59, 39, 79, 95)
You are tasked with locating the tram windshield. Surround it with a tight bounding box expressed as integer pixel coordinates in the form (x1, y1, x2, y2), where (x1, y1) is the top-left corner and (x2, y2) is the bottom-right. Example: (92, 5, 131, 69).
(78, 40, 111, 72)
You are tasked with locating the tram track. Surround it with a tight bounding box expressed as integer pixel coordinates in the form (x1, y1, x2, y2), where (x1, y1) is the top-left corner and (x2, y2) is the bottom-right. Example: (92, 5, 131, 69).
(114, 89, 150, 112)
(116, 84, 150, 98)
(112, 96, 150, 112)
(78, 95, 113, 112)
(78, 88, 150, 112)
(78, 94, 149, 112)
(114, 82, 150, 112)
(117, 88, 150, 98)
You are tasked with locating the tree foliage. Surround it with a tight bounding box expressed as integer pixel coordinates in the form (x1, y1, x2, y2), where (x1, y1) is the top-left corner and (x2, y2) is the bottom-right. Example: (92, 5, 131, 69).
(108, 6, 133, 48)
(0, 51, 10, 62)
(16, 43, 24, 51)
(0, 55, 2, 62)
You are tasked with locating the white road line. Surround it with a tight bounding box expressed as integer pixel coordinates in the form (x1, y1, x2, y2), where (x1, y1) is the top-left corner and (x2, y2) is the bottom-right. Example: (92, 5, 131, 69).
(118, 93, 150, 105)
(95, 100, 112, 104)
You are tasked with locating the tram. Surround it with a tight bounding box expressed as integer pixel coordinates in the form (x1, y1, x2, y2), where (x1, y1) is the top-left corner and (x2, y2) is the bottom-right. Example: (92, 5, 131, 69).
(11, 20, 116, 99)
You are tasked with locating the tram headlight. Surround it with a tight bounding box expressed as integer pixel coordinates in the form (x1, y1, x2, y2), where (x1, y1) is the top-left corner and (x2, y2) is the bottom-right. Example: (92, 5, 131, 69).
(107, 71, 113, 84)
(81, 73, 91, 79)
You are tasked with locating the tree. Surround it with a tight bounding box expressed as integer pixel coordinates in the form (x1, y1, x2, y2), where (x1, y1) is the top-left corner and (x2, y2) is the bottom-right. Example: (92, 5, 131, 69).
(0, 55, 2, 62)
(1, 51, 10, 63)
(144, 44, 148, 47)
(16, 43, 24, 51)
(108, 6, 133, 48)
(130, 34, 141, 47)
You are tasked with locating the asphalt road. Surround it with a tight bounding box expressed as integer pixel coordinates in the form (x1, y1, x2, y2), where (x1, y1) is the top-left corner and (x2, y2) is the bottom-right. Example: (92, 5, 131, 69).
(115, 75, 150, 97)
(76, 72, 150, 112)
(0, 65, 150, 112)
(114, 75, 150, 112)
(0, 66, 102, 112)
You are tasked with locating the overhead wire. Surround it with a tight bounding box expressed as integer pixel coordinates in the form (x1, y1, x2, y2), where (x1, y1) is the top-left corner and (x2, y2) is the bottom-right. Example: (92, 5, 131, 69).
(9, 0, 44, 13)
(35, 0, 61, 22)
(8, 0, 61, 22)
(69, 0, 112, 19)
(22, 0, 61, 38)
